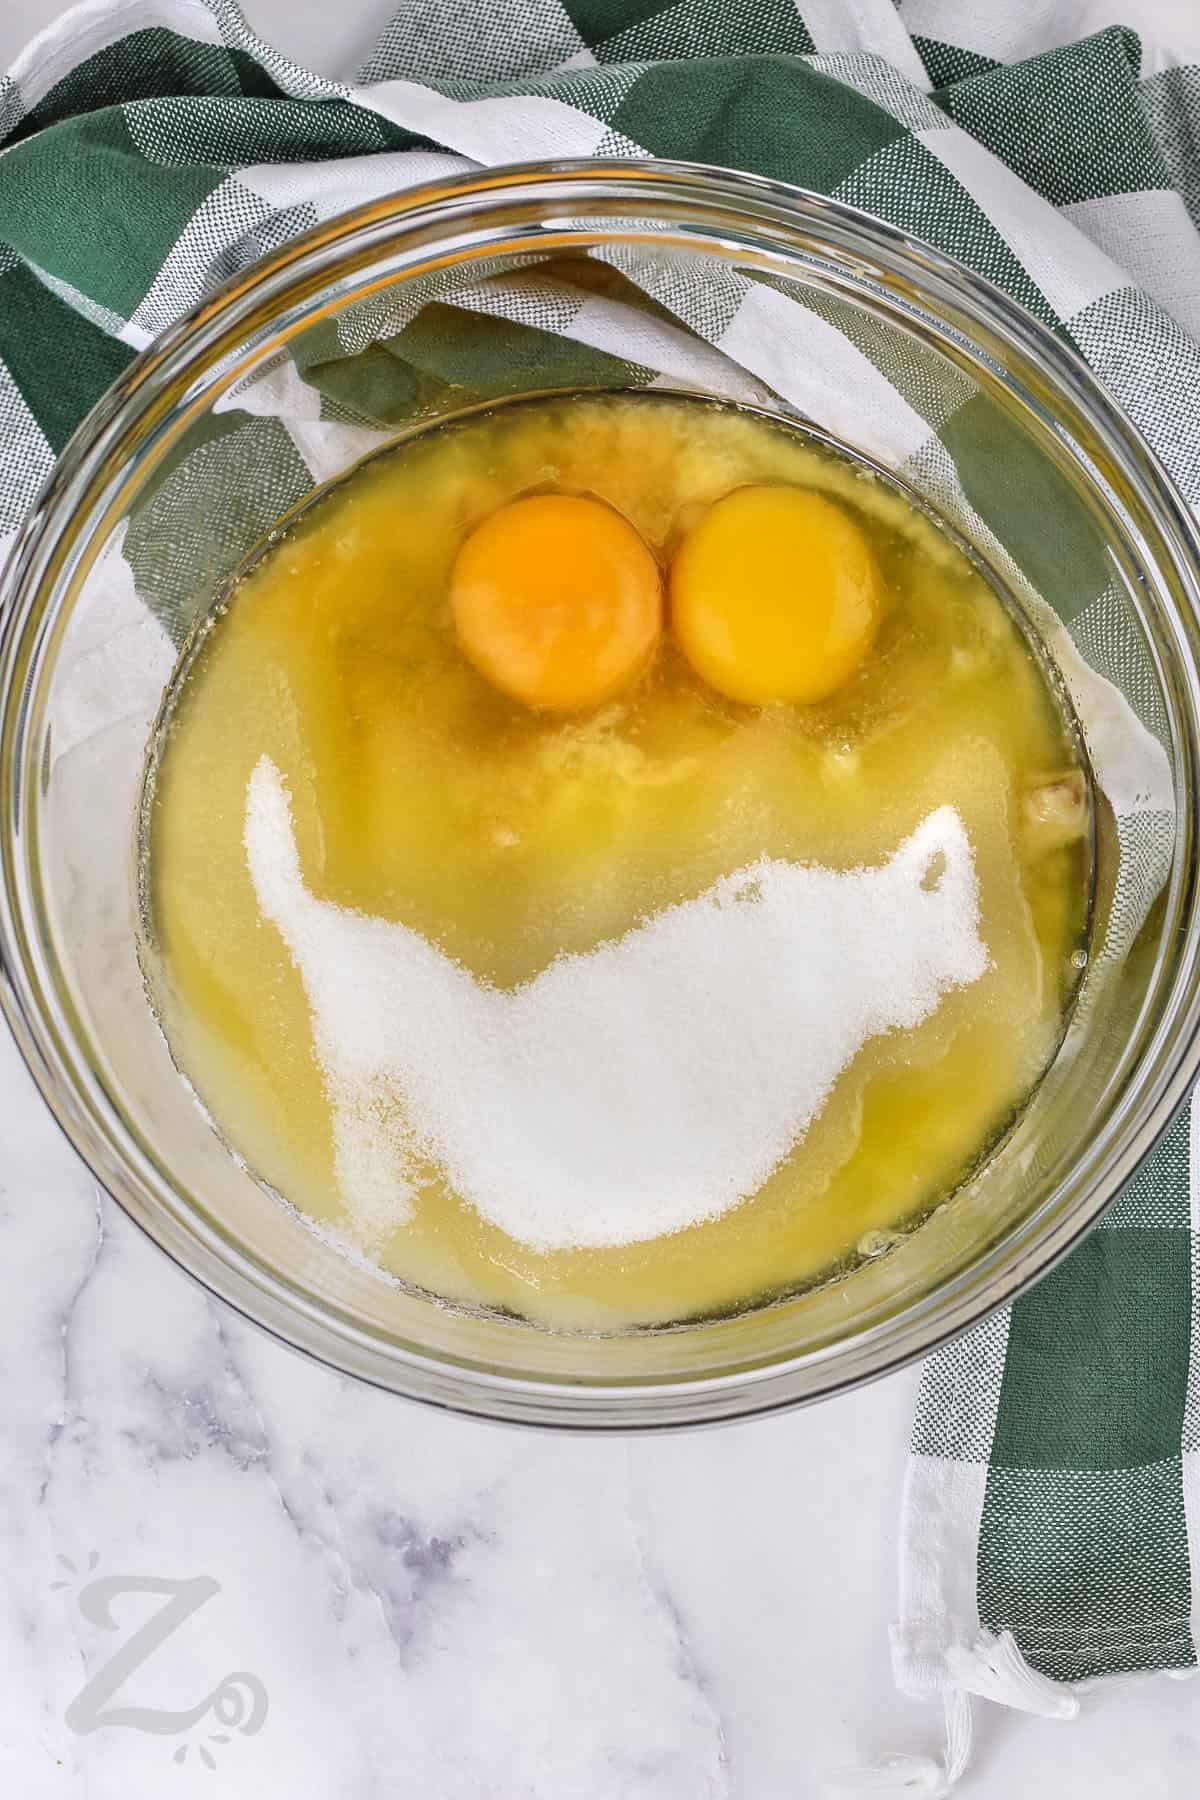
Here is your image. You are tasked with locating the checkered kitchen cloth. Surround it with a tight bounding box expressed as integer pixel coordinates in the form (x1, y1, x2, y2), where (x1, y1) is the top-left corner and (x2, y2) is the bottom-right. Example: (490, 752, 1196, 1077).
(5, 0, 1200, 1779)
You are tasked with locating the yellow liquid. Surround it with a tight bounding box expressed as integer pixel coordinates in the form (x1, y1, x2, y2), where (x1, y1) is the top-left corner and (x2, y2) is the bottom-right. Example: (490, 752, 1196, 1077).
(145, 393, 1091, 1329)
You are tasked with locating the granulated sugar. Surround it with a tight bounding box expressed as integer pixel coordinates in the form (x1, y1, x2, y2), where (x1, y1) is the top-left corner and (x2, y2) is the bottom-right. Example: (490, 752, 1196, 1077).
(244, 756, 988, 1251)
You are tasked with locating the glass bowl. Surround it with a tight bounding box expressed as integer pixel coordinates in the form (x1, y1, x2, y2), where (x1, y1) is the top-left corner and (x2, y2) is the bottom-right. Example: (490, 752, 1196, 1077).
(3, 161, 1200, 1428)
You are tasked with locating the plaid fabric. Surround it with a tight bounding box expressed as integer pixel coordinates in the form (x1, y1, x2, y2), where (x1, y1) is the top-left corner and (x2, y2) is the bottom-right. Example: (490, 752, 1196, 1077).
(4, 0, 1200, 1737)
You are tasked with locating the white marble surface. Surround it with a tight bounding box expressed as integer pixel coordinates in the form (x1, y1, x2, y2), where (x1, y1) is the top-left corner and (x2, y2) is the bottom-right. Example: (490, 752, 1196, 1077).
(4, 1013, 1199, 1800)
(5, 1016, 1198, 1800)
(4, 2, 1200, 1795)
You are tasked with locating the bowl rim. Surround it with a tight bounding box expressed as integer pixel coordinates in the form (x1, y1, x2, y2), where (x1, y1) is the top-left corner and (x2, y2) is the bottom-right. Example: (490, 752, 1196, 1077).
(4, 156, 1200, 1429)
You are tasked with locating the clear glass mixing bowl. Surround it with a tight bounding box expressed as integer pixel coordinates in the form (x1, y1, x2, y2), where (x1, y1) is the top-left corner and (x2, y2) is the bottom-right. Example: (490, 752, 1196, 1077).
(3, 162, 1200, 1427)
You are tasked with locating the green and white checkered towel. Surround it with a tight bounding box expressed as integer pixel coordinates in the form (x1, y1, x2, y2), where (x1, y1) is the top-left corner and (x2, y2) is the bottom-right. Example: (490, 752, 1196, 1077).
(5, 0, 1200, 1785)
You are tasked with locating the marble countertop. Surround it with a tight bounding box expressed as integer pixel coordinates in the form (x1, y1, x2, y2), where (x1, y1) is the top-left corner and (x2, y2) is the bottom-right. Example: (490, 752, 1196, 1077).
(7, 1014, 1198, 1800)
(6, 1015, 1198, 1800)
(4, 2, 1200, 1794)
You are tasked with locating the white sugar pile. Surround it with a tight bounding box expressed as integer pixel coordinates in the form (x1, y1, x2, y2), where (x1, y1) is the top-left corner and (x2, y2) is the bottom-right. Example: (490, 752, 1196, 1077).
(244, 756, 988, 1251)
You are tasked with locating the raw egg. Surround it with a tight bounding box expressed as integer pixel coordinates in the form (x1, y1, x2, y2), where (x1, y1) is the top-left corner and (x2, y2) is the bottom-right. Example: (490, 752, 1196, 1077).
(669, 485, 881, 704)
(450, 494, 662, 710)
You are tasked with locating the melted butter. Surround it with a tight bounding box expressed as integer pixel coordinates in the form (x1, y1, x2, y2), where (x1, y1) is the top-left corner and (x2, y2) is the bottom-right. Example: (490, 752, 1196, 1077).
(145, 392, 1091, 1328)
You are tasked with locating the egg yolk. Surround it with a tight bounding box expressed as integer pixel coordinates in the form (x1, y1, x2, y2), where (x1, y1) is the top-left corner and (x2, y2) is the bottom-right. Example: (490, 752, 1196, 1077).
(669, 485, 881, 704)
(450, 494, 662, 710)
